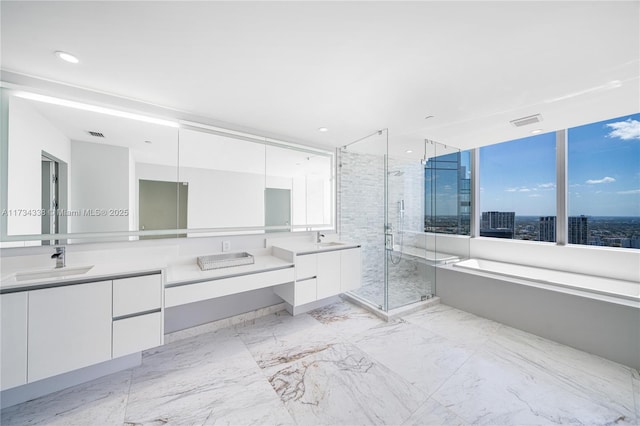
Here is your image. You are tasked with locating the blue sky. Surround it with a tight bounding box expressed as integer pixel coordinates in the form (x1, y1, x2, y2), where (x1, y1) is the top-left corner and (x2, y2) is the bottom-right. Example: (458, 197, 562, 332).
(568, 113, 640, 217)
(479, 113, 640, 217)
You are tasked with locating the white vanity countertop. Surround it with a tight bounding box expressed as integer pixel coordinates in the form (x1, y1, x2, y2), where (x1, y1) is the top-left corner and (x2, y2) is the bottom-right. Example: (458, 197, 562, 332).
(165, 252, 293, 286)
(272, 241, 360, 255)
(0, 261, 166, 293)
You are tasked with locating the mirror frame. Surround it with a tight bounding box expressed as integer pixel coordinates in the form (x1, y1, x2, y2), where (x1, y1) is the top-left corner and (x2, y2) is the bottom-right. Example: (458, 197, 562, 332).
(0, 86, 335, 246)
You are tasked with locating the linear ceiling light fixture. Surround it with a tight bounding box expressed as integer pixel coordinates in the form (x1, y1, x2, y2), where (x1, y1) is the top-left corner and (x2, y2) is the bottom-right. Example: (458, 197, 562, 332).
(14, 92, 179, 128)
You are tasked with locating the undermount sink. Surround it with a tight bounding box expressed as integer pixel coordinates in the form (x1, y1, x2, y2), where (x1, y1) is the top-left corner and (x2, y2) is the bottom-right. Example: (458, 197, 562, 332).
(14, 265, 94, 282)
(316, 242, 345, 248)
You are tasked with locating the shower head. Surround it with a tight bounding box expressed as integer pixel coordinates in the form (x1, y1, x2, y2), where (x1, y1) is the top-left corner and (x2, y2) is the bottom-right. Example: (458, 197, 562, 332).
(387, 170, 404, 176)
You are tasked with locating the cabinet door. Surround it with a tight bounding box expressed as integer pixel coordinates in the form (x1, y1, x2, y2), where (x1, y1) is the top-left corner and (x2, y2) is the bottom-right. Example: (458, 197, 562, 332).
(316, 250, 341, 300)
(341, 248, 362, 292)
(28, 281, 112, 382)
(1, 292, 28, 390)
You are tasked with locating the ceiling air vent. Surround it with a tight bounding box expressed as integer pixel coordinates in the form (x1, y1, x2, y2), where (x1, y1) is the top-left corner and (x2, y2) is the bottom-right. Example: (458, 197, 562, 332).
(87, 131, 105, 138)
(510, 114, 542, 127)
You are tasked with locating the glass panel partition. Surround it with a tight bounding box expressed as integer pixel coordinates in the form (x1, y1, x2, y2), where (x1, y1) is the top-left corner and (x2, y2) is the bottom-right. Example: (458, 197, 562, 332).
(338, 130, 470, 312)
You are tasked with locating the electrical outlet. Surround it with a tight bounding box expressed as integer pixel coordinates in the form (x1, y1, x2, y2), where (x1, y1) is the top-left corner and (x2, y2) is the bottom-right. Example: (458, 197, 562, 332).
(222, 241, 231, 252)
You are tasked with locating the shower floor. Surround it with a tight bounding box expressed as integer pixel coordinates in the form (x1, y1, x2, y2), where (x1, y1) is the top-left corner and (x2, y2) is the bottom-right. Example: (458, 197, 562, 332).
(350, 276, 432, 311)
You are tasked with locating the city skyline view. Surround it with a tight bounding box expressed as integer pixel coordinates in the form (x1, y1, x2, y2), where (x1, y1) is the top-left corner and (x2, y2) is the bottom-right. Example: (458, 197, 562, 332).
(480, 113, 640, 217)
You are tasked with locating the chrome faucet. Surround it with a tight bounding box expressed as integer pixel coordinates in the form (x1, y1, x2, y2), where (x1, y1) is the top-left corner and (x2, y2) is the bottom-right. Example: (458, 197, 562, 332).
(51, 246, 66, 269)
(316, 232, 325, 243)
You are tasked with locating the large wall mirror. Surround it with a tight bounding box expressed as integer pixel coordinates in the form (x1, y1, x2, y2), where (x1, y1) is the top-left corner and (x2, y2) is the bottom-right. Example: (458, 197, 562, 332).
(0, 87, 334, 245)
(178, 126, 334, 236)
(1, 89, 180, 245)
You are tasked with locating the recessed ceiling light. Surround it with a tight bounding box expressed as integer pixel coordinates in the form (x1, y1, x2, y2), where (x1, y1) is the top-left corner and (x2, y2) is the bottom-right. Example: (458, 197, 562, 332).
(318, 127, 329, 132)
(55, 51, 79, 64)
(531, 129, 543, 135)
(406, 150, 413, 154)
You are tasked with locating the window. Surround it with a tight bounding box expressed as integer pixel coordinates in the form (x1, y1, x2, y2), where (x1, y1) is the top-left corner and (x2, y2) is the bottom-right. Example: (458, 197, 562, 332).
(479, 133, 556, 241)
(424, 151, 471, 235)
(568, 113, 640, 249)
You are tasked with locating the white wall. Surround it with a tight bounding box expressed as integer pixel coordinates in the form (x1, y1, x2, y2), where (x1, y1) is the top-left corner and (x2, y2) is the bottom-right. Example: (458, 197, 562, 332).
(182, 166, 265, 229)
(7, 98, 70, 237)
(69, 141, 129, 233)
(136, 163, 265, 229)
(468, 237, 640, 283)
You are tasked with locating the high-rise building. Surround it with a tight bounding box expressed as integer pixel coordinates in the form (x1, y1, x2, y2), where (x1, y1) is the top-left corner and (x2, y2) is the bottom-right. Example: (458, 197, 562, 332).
(569, 215, 588, 245)
(424, 152, 470, 235)
(539, 216, 556, 242)
(480, 211, 515, 239)
(458, 164, 471, 235)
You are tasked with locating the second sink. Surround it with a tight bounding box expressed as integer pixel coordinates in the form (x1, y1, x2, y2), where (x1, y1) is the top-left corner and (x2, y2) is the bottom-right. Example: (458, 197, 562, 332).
(14, 265, 94, 282)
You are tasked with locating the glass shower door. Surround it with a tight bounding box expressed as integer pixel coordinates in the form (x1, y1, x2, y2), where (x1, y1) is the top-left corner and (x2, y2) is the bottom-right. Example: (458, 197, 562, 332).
(385, 149, 431, 310)
(338, 130, 388, 309)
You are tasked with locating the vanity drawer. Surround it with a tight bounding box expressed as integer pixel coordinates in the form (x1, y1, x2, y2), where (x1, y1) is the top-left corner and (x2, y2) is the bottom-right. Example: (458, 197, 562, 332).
(295, 254, 317, 280)
(113, 274, 162, 317)
(112, 311, 162, 358)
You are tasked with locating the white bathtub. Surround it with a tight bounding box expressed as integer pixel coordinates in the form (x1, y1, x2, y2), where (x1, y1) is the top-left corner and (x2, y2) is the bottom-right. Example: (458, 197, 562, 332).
(438, 259, 640, 369)
(453, 258, 639, 304)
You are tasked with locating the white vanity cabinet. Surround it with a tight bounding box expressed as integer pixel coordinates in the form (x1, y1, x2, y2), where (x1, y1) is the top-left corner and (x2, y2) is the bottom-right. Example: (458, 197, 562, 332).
(1, 292, 28, 390)
(112, 274, 163, 358)
(0, 271, 164, 387)
(274, 246, 362, 311)
(28, 281, 112, 382)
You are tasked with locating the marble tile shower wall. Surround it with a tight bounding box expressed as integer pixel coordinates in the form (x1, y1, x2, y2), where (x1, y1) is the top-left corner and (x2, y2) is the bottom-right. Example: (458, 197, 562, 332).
(338, 150, 430, 308)
(386, 157, 424, 236)
(338, 150, 386, 304)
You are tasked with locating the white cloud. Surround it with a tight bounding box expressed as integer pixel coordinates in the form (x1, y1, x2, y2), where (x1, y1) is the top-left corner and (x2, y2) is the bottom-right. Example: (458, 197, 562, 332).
(586, 176, 616, 184)
(538, 182, 555, 189)
(606, 119, 640, 140)
(505, 186, 531, 192)
(617, 189, 640, 195)
(529, 194, 542, 198)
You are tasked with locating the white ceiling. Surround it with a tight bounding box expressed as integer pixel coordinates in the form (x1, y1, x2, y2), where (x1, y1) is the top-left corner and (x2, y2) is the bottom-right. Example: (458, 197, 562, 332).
(1, 1, 639, 155)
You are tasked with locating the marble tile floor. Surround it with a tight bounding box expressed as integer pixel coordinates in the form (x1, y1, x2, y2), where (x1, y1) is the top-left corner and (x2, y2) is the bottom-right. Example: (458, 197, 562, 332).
(2, 300, 638, 425)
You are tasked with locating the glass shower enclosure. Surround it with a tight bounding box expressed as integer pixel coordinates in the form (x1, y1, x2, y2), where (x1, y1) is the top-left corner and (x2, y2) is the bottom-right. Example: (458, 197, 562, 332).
(338, 130, 469, 312)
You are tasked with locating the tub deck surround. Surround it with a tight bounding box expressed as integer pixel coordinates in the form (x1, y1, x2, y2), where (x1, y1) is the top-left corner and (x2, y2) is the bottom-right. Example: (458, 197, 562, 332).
(391, 244, 460, 265)
(1, 300, 637, 425)
(451, 258, 640, 306)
